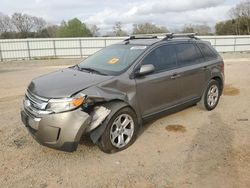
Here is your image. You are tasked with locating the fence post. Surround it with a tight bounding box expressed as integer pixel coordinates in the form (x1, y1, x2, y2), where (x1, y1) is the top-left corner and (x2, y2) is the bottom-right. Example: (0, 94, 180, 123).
(0, 43, 3, 62)
(79, 39, 83, 58)
(53, 40, 56, 58)
(27, 40, 31, 60)
(104, 38, 107, 47)
(234, 36, 237, 52)
(214, 36, 217, 49)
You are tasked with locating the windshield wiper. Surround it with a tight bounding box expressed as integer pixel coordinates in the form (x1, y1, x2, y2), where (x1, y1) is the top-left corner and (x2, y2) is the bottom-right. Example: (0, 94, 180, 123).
(76, 65, 108, 76)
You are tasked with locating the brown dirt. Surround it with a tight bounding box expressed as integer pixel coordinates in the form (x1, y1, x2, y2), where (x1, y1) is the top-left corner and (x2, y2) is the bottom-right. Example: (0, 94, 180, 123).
(165, 125, 186, 133)
(0, 57, 250, 188)
(223, 85, 240, 96)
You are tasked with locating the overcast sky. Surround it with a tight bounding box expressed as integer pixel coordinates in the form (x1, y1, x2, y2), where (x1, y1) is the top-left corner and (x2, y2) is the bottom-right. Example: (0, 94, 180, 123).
(0, 0, 238, 33)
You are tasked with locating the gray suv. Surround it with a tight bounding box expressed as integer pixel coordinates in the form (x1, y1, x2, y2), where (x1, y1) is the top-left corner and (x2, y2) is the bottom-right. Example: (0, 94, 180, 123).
(21, 33, 224, 153)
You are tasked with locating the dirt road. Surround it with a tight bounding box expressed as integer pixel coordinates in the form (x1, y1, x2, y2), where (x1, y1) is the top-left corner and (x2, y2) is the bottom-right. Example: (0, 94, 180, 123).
(0, 56, 250, 188)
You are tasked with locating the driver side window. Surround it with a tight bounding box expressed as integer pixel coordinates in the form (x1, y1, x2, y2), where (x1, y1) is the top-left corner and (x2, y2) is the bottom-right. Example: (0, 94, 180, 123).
(142, 44, 177, 73)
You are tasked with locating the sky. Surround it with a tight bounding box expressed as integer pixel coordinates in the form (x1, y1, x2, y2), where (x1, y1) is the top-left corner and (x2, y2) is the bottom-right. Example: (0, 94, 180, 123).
(0, 0, 239, 33)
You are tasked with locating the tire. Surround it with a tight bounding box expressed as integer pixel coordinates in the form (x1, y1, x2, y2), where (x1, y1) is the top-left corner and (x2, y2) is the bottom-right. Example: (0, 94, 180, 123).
(97, 107, 139, 153)
(198, 79, 221, 111)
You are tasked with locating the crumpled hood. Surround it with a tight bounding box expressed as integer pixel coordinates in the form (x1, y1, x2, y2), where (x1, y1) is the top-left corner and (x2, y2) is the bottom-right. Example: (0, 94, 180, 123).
(28, 68, 113, 98)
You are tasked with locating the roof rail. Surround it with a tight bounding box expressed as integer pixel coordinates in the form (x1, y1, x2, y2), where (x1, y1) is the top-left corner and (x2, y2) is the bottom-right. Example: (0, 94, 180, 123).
(124, 35, 158, 42)
(163, 33, 199, 40)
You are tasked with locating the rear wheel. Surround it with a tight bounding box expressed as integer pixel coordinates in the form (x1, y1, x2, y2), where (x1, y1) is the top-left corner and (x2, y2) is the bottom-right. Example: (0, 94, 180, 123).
(198, 79, 221, 111)
(97, 107, 138, 153)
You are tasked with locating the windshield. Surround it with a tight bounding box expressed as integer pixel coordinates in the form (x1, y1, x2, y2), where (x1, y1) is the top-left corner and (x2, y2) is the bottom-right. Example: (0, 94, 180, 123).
(78, 44, 147, 75)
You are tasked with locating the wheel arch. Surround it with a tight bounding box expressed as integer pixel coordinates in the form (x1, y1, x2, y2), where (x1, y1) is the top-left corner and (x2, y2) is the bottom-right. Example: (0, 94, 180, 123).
(211, 76, 223, 95)
(89, 99, 140, 143)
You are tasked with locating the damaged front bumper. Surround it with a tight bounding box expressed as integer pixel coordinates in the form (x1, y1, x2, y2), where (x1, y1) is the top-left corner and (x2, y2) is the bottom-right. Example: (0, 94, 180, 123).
(21, 107, 91, 152)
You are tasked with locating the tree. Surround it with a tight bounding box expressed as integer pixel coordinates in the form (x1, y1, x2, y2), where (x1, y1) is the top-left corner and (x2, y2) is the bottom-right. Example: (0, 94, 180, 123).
(215, 0, 250, 35)
(38, 25, 59, 38)
(57, 18, 92, 37)
(132, 23, 169, 34)
(181, 25, 195, 33)
(89, 24, 100, 37)
(0, 13, 13, 33)
(11, 13, 47, 38)
(33, 17, 47, 32)
(11, 13, 34, 33)
(0, 32, 18, 39)
(196, 25, 212, 35)
(215, 20, 237, 35)
(228, 0, 250, 35)
(181, 24, 212, 35)
(112, 22, 127, 36)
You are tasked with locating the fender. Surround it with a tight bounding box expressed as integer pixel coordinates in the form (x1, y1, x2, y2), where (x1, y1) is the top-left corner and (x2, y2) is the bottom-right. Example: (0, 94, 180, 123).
(89, 101, 130, 143)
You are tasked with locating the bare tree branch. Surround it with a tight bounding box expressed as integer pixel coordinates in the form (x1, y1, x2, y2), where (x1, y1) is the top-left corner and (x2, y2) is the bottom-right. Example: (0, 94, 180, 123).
(0, 13, 14, 33)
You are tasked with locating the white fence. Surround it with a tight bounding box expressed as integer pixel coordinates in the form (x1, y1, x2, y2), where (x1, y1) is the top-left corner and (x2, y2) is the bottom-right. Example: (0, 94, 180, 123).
(0, 35, 250, 61)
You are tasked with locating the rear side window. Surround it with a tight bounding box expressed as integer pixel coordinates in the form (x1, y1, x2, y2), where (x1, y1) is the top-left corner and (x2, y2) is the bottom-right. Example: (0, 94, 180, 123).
(197, 43, 218, 61)
(175, 43, 203, 66)
(143, 45, 177, 72)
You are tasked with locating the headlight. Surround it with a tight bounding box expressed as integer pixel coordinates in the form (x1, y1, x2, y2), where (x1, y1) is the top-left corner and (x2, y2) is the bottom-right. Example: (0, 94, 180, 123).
(46, 93, 86, 113)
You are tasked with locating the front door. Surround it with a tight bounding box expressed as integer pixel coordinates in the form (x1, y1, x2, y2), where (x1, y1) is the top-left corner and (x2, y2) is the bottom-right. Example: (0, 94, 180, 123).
(135, 44, 182, 117)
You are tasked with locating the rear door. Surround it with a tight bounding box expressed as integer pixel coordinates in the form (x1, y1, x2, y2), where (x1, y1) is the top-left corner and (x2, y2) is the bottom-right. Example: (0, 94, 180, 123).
(174, 42, 207, 101)
(135, 44, 181, 117)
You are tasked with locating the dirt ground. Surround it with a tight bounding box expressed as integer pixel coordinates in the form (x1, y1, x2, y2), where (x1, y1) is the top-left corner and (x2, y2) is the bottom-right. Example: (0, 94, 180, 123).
(0, 54, 250, 188)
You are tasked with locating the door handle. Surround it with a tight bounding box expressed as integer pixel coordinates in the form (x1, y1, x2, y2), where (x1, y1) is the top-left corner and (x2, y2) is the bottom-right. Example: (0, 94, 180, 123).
(171, 73, 181, 80)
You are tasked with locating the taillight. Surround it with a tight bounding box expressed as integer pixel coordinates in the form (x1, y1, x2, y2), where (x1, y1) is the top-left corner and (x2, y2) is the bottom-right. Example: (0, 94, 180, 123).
(220, 62, 224, 75)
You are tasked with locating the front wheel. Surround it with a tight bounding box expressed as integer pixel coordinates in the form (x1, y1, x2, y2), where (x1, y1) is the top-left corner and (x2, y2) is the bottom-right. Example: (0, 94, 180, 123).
(97, 107, 139, 153)
(198, 79, 221, 111)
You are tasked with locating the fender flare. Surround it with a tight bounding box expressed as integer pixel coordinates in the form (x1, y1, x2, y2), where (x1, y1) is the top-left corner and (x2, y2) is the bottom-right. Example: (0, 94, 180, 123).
(89, 101, 130, 143)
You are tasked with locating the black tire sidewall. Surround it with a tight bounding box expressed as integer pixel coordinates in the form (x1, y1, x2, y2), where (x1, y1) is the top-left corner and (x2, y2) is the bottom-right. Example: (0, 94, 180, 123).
(97, 107, 139, 153)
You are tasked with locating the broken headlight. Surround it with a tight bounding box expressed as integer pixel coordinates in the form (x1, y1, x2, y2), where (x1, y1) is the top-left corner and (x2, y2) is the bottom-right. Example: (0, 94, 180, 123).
(46, 93, 86, 113)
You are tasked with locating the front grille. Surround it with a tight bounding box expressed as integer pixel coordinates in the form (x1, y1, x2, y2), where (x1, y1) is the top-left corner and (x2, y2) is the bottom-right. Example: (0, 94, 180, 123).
(24, 90, 51, 118)
(26, 90, 48, 110)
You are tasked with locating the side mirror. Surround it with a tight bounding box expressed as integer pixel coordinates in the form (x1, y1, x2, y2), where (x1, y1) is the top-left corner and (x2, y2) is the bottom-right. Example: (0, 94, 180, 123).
(137, 64, 155, 76)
